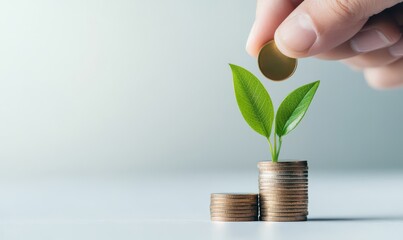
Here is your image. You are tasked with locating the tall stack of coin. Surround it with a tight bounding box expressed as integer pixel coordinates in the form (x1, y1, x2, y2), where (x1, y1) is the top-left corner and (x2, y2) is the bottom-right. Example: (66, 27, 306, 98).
(258, 161, 308, 222)
(210, 193, 258, 221)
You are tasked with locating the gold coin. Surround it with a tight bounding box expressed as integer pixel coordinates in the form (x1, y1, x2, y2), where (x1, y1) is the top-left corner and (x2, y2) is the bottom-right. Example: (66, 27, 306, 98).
(258, 167, 308, 170)
(259, 193, 308, 197)
(258, 162, 307, 168)
(260, 207, 308, 212)
(259, 169, 307, 172)
(210, 204, 258, 211)
(258, 161, 307, 166)
(260, 199, 308, 203)
(260, 211, 307, 216)
(259, 185, 308, 189)
(259, 172, 308, 175)
(210, 209, 258, 214)
(259, 188, 307, 191)
(210, 204, 258, 209)
(259, 177, 308, 181)
(258, 166, 308, 170)
(260, 191, 308, 195)
(260, 200, 308, 205)
(210, 200, 258, 205)
(260, 211, 308, 216)
(259, 189, 308, 192)
(259, 183, 308, 188)
(259, 188, 308, 192)
(259, 175, 308, 179)
(259, 184, 308, 188)
(210, 205, 258, 210)
(260, 202, 308, 208)
(258, 177, 308, 183)
(211, 196, 258, 201)
(260, 208, 308, 214)
(260, 206, 308, 211)
(260, 211, 307, 215)
(258, 40, 297, 81)
(211, 209, 258, 213)
(259, 163, 307, 167)
(259, 182, 308, 186)
(259, 191, 308, 195)
(211, 194, 257, 198)
(260, 216, 307, 222)
(210, 201, 258, 208)
(258, 168, 307, 171)
(260, 206, 307, 211)
(211, 198, 258, 203)
(260, 203, 308, 207)
(258, 173, 308, 177)
(260, 195, 308, 201)
(260, 197, 308, 202)
(259, 188, 308, 193)
(211, 217, 258, 222)
(259, 201, 308, 206)
(211, 193, 258, 199)
(259, 171, 308, 176)
(210, 212, 258, 218)
(259, 167, 308, 174)
(260, 172, 308, 177)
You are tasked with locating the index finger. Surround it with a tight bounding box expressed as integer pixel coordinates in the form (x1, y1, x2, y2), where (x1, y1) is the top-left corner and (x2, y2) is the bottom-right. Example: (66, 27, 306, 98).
(246, 0, 300, 57)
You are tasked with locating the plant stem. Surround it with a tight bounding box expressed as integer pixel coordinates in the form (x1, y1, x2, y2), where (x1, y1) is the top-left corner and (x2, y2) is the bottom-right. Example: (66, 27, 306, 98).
(275, 137, 282, 160)
(267, 139, 275, 161)
(273, 133, 277, 162)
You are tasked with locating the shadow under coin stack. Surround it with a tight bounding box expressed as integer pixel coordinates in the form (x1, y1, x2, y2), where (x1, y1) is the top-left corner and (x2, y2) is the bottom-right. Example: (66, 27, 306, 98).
(258, 161, 308, 221)
(210, 193, 259, 222)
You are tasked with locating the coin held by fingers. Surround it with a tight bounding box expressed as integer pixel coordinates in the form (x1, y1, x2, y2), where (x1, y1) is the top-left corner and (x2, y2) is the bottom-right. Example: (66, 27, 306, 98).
(258, 40, 298, 81)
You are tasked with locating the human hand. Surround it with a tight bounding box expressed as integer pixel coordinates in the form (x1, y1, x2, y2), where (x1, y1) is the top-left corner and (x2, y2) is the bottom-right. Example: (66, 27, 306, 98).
(246, 0, 403, 89)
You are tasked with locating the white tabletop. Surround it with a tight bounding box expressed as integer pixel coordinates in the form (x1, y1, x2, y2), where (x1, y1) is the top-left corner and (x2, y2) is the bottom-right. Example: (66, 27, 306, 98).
(1, 170, 403, 239)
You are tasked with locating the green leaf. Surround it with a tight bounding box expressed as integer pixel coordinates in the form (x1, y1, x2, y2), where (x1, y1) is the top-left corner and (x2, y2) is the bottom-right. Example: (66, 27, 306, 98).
(276, 81, 320, 137)
(230, 64, 274, 138)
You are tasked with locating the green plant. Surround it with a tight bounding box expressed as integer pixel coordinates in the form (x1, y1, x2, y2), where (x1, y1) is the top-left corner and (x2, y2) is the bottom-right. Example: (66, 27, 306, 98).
(230, 64, 320, 162)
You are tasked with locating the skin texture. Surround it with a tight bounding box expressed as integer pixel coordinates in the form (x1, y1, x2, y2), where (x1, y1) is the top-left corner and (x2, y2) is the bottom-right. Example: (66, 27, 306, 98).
(246, 0, 403, 89)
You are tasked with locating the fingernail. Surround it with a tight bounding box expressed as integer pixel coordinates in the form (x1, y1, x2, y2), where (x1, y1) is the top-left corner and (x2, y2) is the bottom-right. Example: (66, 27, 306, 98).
(276, 14, 317, 53)
(389, 39, 403, 57)
(350, 29, 392, 53)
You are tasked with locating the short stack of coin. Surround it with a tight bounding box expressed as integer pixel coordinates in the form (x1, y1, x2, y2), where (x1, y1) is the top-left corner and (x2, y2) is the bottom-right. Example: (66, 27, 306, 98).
(258, 161, 308, 222)
(210, 193, 259, 221)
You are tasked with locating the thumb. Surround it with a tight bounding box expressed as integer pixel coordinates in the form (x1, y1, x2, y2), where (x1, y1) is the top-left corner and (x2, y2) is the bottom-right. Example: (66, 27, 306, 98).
(246, 0, 298, 57)
(274, 0, 403, 58)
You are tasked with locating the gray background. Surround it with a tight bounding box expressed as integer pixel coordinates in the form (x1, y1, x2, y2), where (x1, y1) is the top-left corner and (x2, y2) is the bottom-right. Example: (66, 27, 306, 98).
(0, 0, 402, 178)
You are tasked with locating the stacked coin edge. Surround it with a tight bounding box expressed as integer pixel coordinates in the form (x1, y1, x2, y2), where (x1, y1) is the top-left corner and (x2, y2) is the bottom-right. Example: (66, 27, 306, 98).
(258, 161, 308, 222)
(210, 193, 259, 221)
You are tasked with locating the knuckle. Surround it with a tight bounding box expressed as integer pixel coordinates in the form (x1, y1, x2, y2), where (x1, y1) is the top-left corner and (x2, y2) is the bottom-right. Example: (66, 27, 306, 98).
(330, 0, 365, 21)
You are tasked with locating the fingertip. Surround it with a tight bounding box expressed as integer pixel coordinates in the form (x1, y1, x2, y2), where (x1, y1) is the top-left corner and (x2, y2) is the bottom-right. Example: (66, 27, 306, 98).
(364, 67, 403, 90)
(245, 0, 296, 58)
(274, 31, 305, 58)
(365, 71, 389, 89)
(274, 13, 317, 58)
(246, 24, 259, 57)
